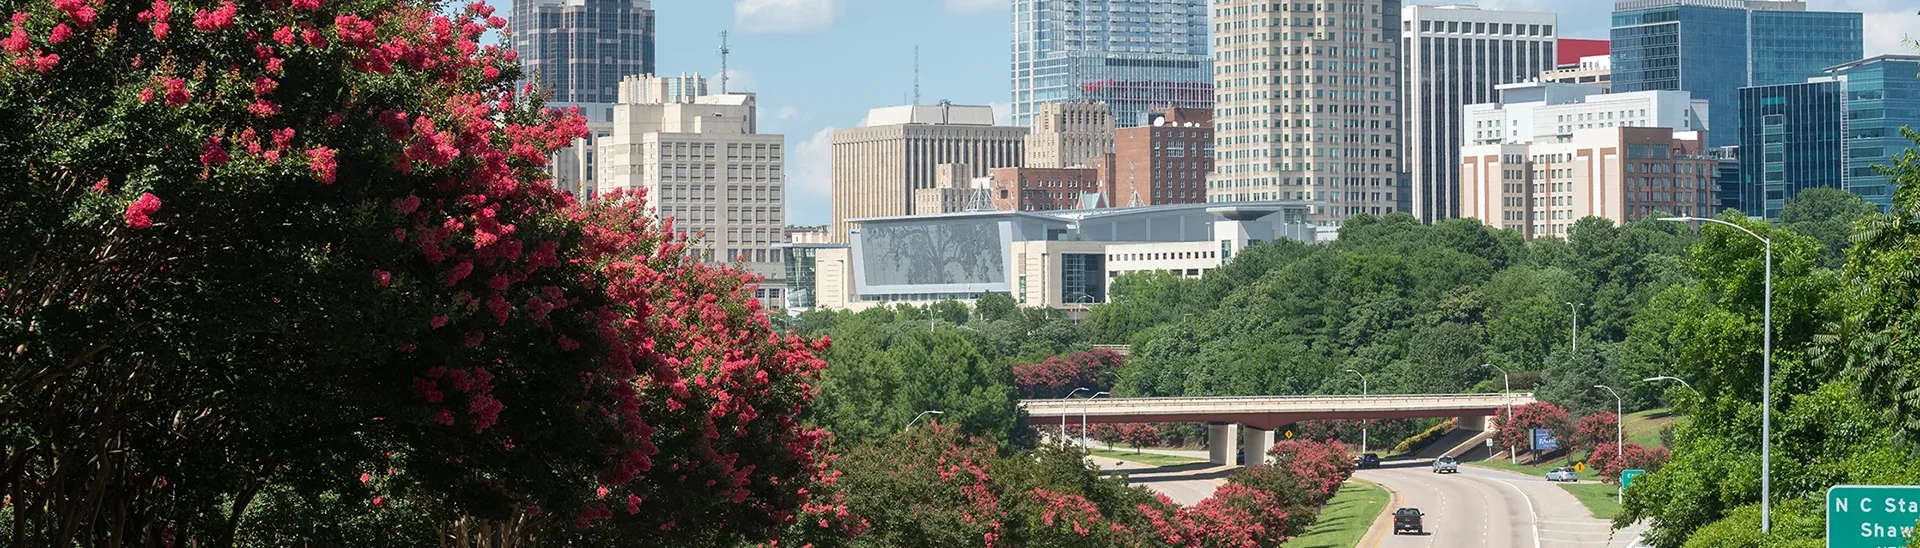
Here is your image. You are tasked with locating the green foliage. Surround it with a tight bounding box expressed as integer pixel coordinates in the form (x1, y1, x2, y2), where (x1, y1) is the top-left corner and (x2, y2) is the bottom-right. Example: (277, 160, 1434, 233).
(1109, 213, 1695, 405)
(1535, 343, 1628, 417)
(809, 316, 1026, 448)
(1778, 187, 1878, 270)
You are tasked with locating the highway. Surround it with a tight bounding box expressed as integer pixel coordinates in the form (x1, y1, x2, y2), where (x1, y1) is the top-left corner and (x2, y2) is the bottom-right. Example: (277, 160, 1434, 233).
(1359, 458, 1647, 548)
(1083, 447, 1647, 547)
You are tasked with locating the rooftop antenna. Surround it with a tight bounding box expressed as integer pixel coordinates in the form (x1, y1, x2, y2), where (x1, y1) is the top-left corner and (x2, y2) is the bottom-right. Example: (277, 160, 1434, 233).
(913, 45, 921, 105)
(718, 31, 731, 94)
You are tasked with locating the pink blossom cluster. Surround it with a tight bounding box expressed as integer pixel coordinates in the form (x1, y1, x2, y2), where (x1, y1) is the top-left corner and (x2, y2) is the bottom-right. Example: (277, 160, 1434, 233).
(1012, 348, 1125, 399)
(8, 0, 843, 538)
(1587, 442, 1669, 484)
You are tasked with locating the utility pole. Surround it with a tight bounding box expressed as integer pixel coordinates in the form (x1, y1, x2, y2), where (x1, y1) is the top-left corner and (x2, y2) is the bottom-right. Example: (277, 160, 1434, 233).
(718, 31, 731, 94)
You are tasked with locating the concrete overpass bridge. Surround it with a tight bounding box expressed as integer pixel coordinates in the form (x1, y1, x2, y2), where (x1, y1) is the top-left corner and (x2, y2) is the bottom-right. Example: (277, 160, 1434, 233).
(1022, 393, 1533, 467)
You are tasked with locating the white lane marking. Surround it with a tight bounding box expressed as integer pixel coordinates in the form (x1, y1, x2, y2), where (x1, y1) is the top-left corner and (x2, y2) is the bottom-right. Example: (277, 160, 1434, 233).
(1479, 474, 1542, 548)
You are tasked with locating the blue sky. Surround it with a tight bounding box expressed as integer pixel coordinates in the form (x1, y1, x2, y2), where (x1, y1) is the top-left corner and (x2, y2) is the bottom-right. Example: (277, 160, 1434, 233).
(488, 0, 1919, 226)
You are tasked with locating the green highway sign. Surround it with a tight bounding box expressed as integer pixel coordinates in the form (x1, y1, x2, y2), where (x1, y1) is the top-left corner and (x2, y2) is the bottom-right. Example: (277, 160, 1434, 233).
(1828, 485, 1920, 547)
(1620, 469, 1646, 491)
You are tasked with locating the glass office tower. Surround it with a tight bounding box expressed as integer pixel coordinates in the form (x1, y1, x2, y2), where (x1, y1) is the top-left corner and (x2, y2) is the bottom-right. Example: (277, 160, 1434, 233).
(1738, 80, 1843, 220)
(1011, 0, 1213, 128)
(1827, 55, 1920, 212)
(1611, 0, 1861, 148)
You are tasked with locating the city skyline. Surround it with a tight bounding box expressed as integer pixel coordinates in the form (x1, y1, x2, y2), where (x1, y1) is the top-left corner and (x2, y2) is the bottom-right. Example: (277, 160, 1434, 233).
(486, 0, 1919, 226)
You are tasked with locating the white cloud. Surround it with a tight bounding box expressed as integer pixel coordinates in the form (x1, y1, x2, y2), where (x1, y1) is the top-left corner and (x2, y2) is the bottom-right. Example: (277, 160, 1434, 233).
(786, 127, 837, 225)
(945, 0, 1008, 15)
(774, 105, 800, 121)
(719, 69, 757, 93)
(734, 0, 842, 35)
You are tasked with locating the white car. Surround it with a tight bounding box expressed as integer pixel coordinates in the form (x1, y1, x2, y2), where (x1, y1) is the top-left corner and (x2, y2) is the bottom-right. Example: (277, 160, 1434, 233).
(1545, 467, 1580, 482)
(1431, 456, 1459, 474)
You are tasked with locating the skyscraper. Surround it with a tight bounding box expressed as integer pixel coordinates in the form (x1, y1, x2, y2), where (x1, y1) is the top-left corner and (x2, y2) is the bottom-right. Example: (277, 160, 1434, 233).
(1737, 79, 1843, 220)
(509, 0, 656, 106)
(830, 103, 1027, 241)
(510, 0, 658, 199)
(1209, 0, 1405, 224)
(596, 74, 787, 307)
(1610, 0, 1861, 147)
(1011, 0, 1214, 128)
(1827, 55, 1920, 212)
(1400, 5, 1557, 222)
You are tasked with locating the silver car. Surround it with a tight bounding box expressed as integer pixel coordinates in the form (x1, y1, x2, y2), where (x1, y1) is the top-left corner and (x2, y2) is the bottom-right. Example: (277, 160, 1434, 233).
(1546, 466, 1580, 482)
(1431, 456, 1459, 474)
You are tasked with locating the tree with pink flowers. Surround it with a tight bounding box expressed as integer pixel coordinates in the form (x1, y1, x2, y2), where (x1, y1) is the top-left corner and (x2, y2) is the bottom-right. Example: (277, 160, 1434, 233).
(1587, 442, 1669, 484)
(0, 0, 834, 545)
(1571, 411, 1620, 457)
(1012, 348, 1126, 399)
(1494, 402, 1574, 461)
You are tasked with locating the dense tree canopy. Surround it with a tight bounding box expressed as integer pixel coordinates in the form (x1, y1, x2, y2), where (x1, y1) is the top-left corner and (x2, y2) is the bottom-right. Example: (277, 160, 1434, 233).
(0, 1, 833, 545)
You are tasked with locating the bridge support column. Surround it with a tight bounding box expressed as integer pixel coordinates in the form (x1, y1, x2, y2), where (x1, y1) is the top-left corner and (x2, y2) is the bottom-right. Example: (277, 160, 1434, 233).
(1241, 426, 1274, 468)
(1207, 423, 1239, 466)
(1458, 415, 1489, 431)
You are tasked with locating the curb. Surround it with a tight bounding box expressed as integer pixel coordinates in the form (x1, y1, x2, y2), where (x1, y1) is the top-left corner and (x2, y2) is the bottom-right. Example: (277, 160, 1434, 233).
(1356, 477, 1401, 548)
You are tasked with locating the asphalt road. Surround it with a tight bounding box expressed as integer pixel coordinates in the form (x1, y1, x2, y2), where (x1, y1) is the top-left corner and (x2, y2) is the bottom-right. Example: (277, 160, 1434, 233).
(1358, 459, 1648, 548)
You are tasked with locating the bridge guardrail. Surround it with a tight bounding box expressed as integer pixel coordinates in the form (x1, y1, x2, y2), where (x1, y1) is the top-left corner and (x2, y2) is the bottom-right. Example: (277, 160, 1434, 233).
(1020, 393, 1534, 407)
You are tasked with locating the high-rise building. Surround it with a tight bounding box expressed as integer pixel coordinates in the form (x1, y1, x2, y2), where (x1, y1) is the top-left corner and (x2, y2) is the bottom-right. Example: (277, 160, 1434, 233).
(1401, 5, 1558, 222)
(1460, 127, 1715, 239)
(1209, 0, 1406, 224)
(1099, 107, 1214, 207)
(1828, 55, 1920, 212)
(1011, 0, 1214, 128)
(990, 167, 1105, 211)
(1610, 0, 1861, 148)
(830, 103, 1028, 241)
(595, 75, 787, 307)
(1737, 78, 1843, 220)
(1025, 101, 1116, 168)
(510, 0, 659, 199)
(1463, 82, 1709, 147)
(1711, 146, 1742, 214)
(510, 0, 657, 105)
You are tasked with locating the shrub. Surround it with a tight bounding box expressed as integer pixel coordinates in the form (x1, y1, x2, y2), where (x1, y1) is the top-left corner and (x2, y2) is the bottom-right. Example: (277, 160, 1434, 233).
(1392, 418, 1459, 454)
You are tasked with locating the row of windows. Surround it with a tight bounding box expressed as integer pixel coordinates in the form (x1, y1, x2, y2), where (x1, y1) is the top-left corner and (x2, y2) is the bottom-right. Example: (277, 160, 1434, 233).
(1412, 20, 1552, 37)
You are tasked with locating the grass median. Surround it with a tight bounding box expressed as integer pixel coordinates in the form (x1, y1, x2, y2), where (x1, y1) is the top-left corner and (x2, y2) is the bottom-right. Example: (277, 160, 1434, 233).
(1086, 447, 1206, 467)
(1282, 478, 1391, 548)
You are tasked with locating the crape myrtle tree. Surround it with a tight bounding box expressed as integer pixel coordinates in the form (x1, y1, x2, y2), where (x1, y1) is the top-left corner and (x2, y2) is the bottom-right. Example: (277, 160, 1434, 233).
(0, 1, 840, 546)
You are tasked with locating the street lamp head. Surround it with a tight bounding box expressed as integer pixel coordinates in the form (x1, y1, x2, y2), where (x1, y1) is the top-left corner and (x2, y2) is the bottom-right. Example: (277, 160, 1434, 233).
(928, 410, 945, 415)
(1092, 391, 1111, 398)
(1656, 216, 1695, 223)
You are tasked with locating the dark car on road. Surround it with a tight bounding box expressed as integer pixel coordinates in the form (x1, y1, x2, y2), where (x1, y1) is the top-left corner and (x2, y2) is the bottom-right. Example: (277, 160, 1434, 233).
(1354, 453, 1381, 469)
(1392, 508, 1425, 535)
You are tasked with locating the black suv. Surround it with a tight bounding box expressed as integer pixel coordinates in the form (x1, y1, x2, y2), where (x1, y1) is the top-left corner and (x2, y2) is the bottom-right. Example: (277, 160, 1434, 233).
(1392, 508, 1425, 535)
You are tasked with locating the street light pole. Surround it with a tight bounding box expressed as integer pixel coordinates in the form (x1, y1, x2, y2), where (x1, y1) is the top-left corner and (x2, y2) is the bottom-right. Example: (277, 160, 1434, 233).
(1485, 363, 1514, 464)
(1565, 302, 1582, 353)
(1596, 384, 1624, 503)
(1062, 387, 1090, 446)
(1345, 369, 1368, 455)
(1083, 392, 1110, 449)
(906, 410, 945, 431)
(1661, 215, 1772, 533)
(1642, 376, 1697, 394)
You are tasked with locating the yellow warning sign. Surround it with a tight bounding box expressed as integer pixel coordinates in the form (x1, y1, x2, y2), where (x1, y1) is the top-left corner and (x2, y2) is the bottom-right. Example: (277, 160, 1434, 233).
(1284, 430, 1294, 439)
(1574, 462, 1586, 473)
